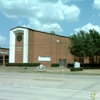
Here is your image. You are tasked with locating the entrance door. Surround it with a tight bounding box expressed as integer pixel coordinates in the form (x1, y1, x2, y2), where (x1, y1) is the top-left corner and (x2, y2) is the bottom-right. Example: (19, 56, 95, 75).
(59, 59, 66, 67)
(63, 59, 66, 67)
(59, 59, 62, 66)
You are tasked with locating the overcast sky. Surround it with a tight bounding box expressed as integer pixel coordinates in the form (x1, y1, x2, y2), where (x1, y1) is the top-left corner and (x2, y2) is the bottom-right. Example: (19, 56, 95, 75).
(0, 0, 100, 48)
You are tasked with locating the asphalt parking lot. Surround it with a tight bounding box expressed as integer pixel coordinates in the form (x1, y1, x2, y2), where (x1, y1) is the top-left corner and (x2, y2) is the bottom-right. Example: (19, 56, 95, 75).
(0, 72, 100, 100)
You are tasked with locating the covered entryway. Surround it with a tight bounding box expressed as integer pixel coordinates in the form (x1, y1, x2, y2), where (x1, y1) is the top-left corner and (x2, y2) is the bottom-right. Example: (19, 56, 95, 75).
(0, 54, 9, 66)
(0, 47, 9, 66)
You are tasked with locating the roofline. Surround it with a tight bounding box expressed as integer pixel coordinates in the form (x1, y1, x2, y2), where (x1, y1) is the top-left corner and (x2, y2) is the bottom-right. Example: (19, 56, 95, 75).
(0, 47, 9, 50)
(10, 26, 69, 38)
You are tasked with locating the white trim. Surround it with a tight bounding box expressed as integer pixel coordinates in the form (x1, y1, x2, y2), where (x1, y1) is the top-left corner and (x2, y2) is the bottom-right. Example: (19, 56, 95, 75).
(9, 28, 29, 63)
(23, 29, 28, 63)
(9, 31, 15, 63)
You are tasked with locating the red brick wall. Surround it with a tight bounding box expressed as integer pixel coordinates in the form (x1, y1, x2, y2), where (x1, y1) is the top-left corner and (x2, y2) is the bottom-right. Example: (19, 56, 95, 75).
(28, 30, 74, 66)
(28, 30, 34, 62)
(15, 33, 23, 63)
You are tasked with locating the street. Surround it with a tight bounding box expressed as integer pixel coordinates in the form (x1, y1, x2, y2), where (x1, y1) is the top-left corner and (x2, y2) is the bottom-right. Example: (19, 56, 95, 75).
(0, 72, 100, 100)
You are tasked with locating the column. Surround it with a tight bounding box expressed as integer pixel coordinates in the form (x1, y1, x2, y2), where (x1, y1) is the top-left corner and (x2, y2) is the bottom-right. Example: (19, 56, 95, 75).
(3, 55, 5, 66)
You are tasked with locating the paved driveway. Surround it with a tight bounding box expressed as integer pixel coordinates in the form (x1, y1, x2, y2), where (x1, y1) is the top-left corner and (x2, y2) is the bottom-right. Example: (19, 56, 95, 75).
(0, 72, 100, 100)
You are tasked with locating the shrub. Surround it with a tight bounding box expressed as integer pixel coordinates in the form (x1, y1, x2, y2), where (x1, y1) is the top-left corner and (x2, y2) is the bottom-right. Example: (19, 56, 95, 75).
(51, 63, 59, 67)
(83, 64, 100, 69)
(67, 63, 73, 68)
(5, 63, 40, 67)
(70, 67, 83, 71)
(0, 63, 2, 66)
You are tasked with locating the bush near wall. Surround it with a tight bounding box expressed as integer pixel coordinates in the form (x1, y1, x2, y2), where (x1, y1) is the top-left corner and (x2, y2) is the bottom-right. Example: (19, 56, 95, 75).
(68, 63, 100, 69)
(83, 64, 100, 69)
(71, 67, 83, 71)
(67, 63, 73, 68)
(51, 63, 59, 67)
(0, 63, 2, 66)
(5, 63, 40, 67)
(67, 63, 84, 68)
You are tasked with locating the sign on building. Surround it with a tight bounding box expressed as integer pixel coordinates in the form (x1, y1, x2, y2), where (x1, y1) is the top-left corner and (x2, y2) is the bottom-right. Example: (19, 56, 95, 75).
(38, 56, 51, 61)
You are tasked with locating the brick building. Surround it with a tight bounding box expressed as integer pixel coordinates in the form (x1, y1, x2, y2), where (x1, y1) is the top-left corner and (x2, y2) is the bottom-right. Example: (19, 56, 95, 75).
(0, 47, 9, 66)
(9, 26, 74, 66)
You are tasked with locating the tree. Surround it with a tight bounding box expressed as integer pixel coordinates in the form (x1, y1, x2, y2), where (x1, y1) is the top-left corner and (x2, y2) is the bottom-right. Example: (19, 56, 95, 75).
(69, 30, 87, 64)
(69, 29, 100, 64)
(85, 29, 100, 63)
